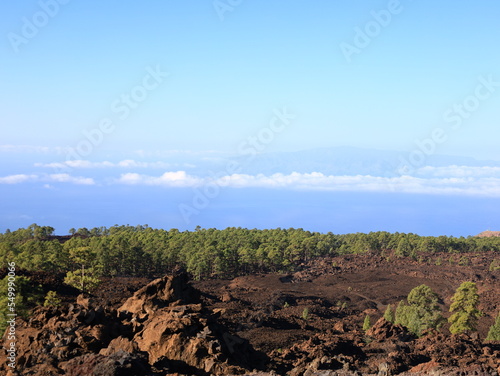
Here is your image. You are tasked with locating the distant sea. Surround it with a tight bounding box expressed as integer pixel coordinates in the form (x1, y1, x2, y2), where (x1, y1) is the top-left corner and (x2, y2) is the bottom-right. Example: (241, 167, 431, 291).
(1, 184, 497, 237)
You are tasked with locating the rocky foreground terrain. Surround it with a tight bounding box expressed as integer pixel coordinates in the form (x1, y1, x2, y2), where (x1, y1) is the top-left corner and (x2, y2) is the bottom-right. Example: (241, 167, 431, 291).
(1, 251, 500, 375)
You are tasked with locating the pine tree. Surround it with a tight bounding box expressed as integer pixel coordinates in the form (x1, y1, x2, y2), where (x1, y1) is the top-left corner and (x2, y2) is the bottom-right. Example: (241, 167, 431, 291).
(43, 291, 62, 308)
(64, 246, 101, 293)
(64, 268, 101, 294)
(384, 304, 395, 323)
(363, 315, 371, 332)
(448, 281, 482, 334)
(394, 285, 443, 336)
(0, 276, 43, 334)
(486, 312, 500, 341)
(395, 300, 409, 326)
(395, 236, 412, 257)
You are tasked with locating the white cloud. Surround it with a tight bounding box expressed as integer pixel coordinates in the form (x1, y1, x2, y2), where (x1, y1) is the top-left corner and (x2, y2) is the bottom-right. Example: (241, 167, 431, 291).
(0, 173, 95, 185)
(35, 160, 113, 169)
(0, 174, 38, 184)
(4, 167, 500, 196)
(113, 170, 500, 196)
(47, 174, 95, 185)
(118, 171, 203, 187)
(37, 161, 94, 169)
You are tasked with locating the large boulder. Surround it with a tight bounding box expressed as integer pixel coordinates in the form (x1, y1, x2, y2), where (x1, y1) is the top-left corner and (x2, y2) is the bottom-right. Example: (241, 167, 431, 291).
(366, 318, 414, 342)
(119, 274, 261, 374)
(118, 273, 199, 317)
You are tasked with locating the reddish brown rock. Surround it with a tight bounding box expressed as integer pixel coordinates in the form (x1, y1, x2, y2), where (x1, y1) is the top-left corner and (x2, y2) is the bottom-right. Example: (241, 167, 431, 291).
(99, 336, 137, 356)
(118, 273, 199, 317)
(366, 317, 414, 342)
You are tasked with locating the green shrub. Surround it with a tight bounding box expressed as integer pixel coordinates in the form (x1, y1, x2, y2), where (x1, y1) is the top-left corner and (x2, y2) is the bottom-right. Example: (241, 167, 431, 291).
(486, 312, 500, 341)
(459, 256, 470, 266)
(301, 307, 309, 321)
(489, 259, 500, 271)
(0, 276, 43, 334)
(363, 315, 371, 332)
(384, 304, 394, 323)
(43, 291, 62, 308)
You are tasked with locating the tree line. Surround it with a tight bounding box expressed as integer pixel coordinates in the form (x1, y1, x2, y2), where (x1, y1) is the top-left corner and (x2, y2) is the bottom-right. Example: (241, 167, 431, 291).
(1, 224, 500, 281)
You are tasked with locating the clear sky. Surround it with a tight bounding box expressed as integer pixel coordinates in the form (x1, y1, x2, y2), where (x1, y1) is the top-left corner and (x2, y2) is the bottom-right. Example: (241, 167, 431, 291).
(1, 1, 499, 235)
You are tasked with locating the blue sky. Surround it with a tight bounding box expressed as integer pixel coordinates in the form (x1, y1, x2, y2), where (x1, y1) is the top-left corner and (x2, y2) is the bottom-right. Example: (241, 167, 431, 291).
(1, 1, 500, 235)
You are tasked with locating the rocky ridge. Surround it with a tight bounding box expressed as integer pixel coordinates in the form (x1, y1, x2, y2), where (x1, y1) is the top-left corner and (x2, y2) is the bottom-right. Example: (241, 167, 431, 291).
(0, 273, 264, 375)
